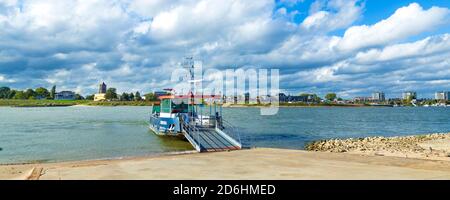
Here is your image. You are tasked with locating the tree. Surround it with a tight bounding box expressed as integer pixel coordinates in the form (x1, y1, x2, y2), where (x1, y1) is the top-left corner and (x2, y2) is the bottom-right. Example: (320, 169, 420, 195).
(24, 89, 36, 99)
(105, 88, 117, 100)
(50, 85, 56, 99)
(8, 90, 16, 99)
(0, 87, 11, 99)
(13, 91, 26, 99)
(85, 94, 95, 100)
(135, 92, 142, 101)
(120, 92, 129, 101)
(144, 93, 158, 101)
(312, 94, 321, 102)
(403, 96, 413, 106)
(299, 93, 321, 103)
(35, 87, 50, 99)
(129, 92, 134, 101)
(75, 94, 84, 100)
(325, 93, 337, 101)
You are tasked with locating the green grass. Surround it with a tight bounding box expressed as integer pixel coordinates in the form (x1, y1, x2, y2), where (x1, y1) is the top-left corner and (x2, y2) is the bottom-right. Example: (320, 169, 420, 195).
(0, 99, 156, 107)
(82, 101, 155, 106)
(0, 99, 80, 107)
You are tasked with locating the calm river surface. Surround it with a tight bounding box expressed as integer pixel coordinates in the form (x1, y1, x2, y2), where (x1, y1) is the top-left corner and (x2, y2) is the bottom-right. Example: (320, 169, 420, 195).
(0, 106, 449, 164)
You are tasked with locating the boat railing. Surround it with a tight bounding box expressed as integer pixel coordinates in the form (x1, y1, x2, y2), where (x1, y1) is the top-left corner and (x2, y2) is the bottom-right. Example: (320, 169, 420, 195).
(181, 121, 201, 146)
(219, 119, 242, 146)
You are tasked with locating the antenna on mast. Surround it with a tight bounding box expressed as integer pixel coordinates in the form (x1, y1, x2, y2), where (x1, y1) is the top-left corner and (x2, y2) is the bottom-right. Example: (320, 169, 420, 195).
(183, 56, 196, 107)
(182, 56, 195, 83)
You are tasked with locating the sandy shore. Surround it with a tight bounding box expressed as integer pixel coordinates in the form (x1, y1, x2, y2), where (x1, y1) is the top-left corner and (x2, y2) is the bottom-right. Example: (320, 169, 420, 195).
(305, 133, 450, 161)
(1, 147, 450, 180)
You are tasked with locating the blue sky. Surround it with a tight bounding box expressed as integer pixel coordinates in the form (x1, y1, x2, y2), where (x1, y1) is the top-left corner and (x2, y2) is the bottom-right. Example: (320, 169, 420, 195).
(0, 0, 449, 99)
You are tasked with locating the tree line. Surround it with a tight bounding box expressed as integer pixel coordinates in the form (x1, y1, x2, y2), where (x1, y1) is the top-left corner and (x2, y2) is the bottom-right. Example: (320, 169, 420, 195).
(297, 93, 341, 102)
(1, 85, 163, 101)
(83, 88, 159, 101)
(0, 86, 84, 100)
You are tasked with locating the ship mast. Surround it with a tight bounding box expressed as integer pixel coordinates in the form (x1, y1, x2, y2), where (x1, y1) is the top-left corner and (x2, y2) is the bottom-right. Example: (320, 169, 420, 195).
(183, 56, 196, 119)
(182, 56, 195, 103)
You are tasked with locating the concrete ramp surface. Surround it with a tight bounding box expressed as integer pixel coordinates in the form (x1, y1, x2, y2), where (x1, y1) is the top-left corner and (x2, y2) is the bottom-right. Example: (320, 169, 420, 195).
(182, 123, 241, 152)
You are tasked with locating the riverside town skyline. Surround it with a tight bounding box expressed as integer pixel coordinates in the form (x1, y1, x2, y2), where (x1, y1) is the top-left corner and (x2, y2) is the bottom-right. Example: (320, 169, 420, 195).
(1, 82, 449, 104)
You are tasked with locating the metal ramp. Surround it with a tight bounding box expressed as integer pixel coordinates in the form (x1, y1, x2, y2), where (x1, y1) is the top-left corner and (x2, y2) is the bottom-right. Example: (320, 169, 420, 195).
(182, 122, 242, 152)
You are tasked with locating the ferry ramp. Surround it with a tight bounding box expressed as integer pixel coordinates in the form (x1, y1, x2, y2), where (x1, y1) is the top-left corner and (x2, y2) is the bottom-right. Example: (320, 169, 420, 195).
(182, 123, 242, 152)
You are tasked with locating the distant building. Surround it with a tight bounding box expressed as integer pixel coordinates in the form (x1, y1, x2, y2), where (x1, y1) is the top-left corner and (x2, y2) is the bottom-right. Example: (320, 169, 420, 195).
(244, 92, 250, 104)
(279, 93, 287, 102)
(36, 95, 48, 100)
(94, 82, 107, 101)
(353, 97, 372, 102)
(388, 98, 402, 102)
(55, 91, 75, 100)
(278, 93, 318, 103)
(372, 92, 385, 102)
(402, 91, 417, 100)
(154, 91, 168, 98)
(98, 82, 107, 94)
(435, 91, 449, 101)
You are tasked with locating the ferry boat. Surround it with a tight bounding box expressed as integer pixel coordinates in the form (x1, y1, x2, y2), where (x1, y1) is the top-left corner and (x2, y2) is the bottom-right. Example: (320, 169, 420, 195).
(148, 58, 242, 152)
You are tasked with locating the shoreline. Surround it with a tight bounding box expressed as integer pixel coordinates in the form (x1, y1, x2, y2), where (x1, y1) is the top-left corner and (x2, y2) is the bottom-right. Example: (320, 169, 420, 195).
(3, 132, 448, 166)
(2, 147, 450, 180)
(2, 100, 447, 108)
(0, 150, 199, 166)
(1, 132, 450, 180)
(0, 99, 157, 107)
(305, 132, 450, 161)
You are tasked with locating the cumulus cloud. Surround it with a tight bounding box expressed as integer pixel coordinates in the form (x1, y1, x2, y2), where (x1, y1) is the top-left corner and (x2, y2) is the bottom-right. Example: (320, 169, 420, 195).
(0, 0, 449, 98)
(301, 0, 363, 32)
(337, 3, 450, 51)
(0, 74, 15, 83)
(354, 34, 450, 64)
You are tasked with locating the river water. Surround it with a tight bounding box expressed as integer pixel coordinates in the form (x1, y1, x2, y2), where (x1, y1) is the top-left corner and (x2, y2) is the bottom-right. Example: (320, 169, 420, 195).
(0, 106, 449, 164)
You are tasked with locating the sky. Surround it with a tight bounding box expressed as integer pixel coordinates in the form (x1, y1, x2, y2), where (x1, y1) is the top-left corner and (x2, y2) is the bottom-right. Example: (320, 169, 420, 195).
(0, 0, 449, 99)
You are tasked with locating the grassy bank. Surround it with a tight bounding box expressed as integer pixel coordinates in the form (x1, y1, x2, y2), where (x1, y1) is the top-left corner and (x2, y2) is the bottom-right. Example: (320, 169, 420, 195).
(82, 101, 155, 106)
(0, 99, 81, 107)
(0, 99, 156, 107)
(0, 99, 381, 107)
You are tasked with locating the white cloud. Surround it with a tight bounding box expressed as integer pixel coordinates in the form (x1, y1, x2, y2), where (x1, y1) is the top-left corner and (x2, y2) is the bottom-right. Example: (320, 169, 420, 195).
(133, 21, 151, 34)
(337, 3, 450, 51)
(302, 11, 329, 29)
(301, 0, 363, 31)
(1, 0, 133, 54)
(128, 0, 180, 18)
(145, 0, 278, 44)
(0, 74, 15, 83)
(355, 34, 450, 64)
